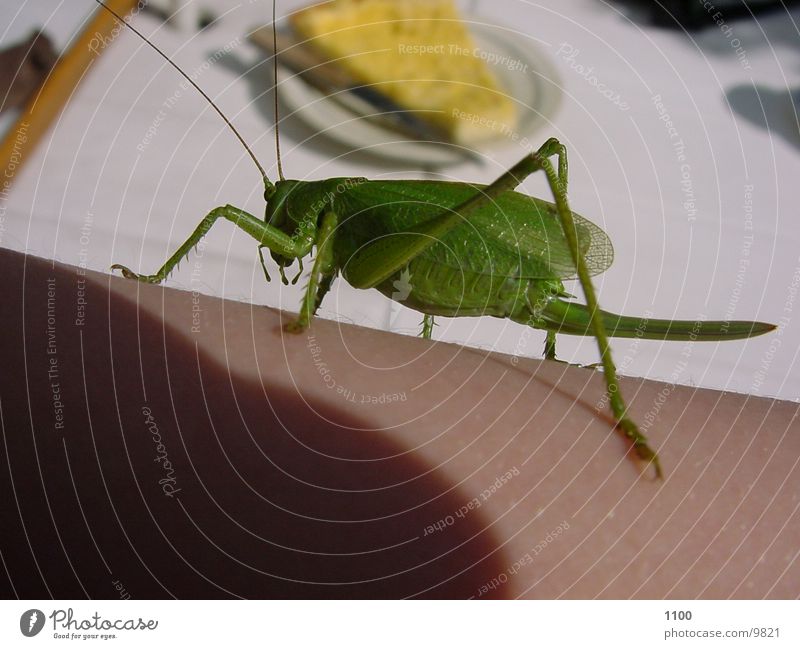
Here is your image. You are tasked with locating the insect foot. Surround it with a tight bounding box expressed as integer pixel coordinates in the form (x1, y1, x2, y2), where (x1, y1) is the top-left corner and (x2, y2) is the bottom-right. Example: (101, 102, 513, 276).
(619, 418, 663, 479)
(283, 319, 308, 334)
(110, 264, 163, 283)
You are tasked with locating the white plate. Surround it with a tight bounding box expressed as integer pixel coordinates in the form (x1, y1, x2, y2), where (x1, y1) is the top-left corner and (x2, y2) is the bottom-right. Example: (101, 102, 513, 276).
(277, 20, 562, 166)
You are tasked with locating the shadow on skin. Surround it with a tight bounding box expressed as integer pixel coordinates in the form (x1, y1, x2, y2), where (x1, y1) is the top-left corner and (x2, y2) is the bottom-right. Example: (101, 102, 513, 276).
(0, 249, 509, 598)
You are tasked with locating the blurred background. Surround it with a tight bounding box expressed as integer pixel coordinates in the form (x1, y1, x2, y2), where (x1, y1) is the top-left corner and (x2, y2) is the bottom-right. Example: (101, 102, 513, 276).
(1, 0, 798, 400)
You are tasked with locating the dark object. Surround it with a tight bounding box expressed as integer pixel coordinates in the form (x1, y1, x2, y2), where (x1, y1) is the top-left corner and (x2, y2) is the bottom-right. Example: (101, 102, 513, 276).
(619, 0, 799, 29)
(198, 9, 217, 30)
(250, 27, 460, 146)
(0, 31, 58, 113)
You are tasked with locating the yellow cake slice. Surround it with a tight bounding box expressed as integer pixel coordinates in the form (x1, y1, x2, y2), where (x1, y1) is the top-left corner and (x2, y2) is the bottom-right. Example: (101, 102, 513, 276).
(290, 0, 517, 145)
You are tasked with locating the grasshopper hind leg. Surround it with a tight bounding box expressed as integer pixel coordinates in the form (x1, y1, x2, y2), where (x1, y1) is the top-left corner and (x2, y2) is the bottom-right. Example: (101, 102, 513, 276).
(499, 142, 661, 477)
(530, 141, 662, 478)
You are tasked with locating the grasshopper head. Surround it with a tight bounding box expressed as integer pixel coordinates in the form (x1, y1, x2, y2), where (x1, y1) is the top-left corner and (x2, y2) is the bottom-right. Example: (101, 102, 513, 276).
(263, 178, 358, 282)
(263, 180, 305, 276)
(265, 180, 302, 229)
(263, 179, 340, 281)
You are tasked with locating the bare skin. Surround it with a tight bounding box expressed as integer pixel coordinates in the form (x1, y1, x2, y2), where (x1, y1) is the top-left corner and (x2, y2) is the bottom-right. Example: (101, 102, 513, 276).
(1, 247, 797, 599)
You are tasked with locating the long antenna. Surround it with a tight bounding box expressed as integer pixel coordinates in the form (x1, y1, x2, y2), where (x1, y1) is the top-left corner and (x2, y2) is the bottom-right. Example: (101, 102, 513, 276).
(92, 0, 274, 191)
(272, 0, 284, 181)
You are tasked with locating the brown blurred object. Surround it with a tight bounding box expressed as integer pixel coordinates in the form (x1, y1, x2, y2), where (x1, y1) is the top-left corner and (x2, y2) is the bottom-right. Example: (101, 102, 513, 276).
(0, 0, 141, 188)
(0, 31, 58, 113)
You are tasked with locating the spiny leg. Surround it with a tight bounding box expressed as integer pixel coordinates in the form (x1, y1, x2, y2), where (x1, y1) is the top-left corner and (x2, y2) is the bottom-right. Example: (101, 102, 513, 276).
(544, 330, 558, 360)
(312, 271, 336, 315)
(112, 204, 313, 283)
(532, 144, 662, 478)
(492, 139, 660, 476)
(420, 314, 435, 339)
(285, 210, 338, 333)
(342, 137, 660, 476)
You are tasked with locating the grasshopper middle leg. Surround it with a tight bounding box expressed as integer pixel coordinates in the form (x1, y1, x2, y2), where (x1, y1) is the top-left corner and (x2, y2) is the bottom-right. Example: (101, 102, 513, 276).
(420, 314, 435, 339)
(544, 330, 558, 360)
(285, 211, 338, 333)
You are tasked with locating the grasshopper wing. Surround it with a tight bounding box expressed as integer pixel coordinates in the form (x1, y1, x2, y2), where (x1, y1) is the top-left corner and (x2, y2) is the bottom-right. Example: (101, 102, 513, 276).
(335, 180, 614, 280)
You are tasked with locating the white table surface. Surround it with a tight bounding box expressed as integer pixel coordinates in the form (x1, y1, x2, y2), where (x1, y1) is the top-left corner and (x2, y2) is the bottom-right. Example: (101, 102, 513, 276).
(3, 0, 799, 401)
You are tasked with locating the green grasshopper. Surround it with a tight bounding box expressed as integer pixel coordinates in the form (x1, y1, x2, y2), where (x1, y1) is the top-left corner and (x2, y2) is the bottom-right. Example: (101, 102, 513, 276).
(98, 0, 775, 478)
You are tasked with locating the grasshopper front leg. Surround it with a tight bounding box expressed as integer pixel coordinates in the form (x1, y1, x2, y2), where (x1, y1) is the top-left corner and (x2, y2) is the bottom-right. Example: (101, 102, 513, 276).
(113, 204, 339, 334)
(112, 204, 313, 283)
